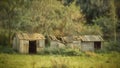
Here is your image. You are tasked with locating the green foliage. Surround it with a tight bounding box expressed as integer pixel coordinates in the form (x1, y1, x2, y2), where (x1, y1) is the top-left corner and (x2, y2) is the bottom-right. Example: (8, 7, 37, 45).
(0, 0, 32, 45)
(61, 48, 83, 56)
(38, 47, 83, 56)
(0, 29, 9, 45)
(93, 0, 118, 41)
(77, 0, 118, 41)
(105, 41, 120, 52)
(0, 0, 119, 48)
(94, 41, 120, 53)
(76, 0, 110, 23)
(0, 53, 120, 68)
(109, 0, 118, 42)
(0, 46, 16, 54)
(28, 0, 85, 35)
(80, 24, 102, 35)
(0, 0, 31, 30)
(93, 17, 113, 38)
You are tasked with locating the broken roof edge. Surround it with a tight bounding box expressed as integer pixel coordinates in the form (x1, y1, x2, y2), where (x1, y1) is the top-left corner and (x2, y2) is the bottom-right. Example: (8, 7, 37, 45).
(48, 35, 60, 42)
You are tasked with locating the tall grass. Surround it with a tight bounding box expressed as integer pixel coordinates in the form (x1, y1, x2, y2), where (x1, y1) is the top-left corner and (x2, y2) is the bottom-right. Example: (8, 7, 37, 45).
(38, 47, 84, 56)
(0, 52, 120, 68)
(51, 58, 69, 68)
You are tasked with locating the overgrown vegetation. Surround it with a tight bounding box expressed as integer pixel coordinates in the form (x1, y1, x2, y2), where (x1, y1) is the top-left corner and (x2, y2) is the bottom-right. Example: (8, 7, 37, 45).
(0, 0, 120, 67)
(0, 52, 120, 68)
(0, 0, 119, 52)
(1, 0, 119, 45)
(0, 46, 16, 54)
(104, 41, 120, 52)
(38, 48, 84, 56)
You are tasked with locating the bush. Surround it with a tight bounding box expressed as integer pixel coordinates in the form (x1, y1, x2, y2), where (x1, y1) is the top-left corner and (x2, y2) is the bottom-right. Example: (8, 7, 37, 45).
(62, 48, 83, 56)
(38, 47, 84, 56)
(0, 31, 9, 46)
(0, 46, 16, 54)
(95, 49, 109, 54)
(106, 41, 120, 52)
(97, 41, 120, 53)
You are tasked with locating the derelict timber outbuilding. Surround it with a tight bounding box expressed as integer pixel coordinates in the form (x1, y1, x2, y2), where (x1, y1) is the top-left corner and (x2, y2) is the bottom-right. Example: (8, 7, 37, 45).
(57, 35, 104, 51)
(13, 33, 45, 54)
(80, 35, 104, 51)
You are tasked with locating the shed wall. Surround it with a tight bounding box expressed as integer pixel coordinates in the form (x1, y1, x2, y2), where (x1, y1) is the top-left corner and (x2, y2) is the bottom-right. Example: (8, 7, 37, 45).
(23, 40, 29, 53)
(66, 41, 81, 50)
(73, 41, 81, 49)
(81, 42, 94, 51)
(37, 40, 45, 52)
(13, 37, 17, 49)
(19, 40, 29, 53)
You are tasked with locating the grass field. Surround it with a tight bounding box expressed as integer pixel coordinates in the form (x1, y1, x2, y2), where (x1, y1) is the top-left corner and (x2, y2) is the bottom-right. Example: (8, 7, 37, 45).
(0, 52, 120, 68)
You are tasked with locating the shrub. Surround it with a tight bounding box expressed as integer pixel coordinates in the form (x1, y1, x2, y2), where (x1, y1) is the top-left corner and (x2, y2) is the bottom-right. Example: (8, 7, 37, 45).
(105, 41, 120, 52)
(0, 31, 9, 46)
(50, 48, 61, 55)
(95, 49, 109, 54)
(0, 46, 16, 54)
(38, 47, 83, 56)
(97, 41, 120, 53)
(95, 41, 120, 53)
(62, 48, 83, 56)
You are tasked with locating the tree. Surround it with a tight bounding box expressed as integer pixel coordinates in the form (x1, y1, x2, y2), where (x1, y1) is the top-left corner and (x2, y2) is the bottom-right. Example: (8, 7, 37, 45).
(109, 0, 117, 42)
(93, 0, 118, 41)
(29, 0, 85, 36)
(76, 0, 110, 24)
(0, 0, 31, 45)
(23, 0, 102, 36)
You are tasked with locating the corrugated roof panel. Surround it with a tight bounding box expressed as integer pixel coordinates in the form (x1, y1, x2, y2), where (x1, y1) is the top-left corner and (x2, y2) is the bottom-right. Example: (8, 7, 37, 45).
(16, 33, 45, 40)
(23, 33, 30, 40)
(49, 35, 58, 41)
(80, 35, 103, 41)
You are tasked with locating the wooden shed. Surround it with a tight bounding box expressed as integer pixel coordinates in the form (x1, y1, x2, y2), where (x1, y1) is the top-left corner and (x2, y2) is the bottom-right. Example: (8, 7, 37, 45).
(12, 33, 45, 54)
(48, 35, 65, 49)
(80, 35, 104, 51)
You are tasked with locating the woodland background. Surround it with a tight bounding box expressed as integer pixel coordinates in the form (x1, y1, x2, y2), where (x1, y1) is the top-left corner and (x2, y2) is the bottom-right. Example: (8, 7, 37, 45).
(0, 0, 120, 48)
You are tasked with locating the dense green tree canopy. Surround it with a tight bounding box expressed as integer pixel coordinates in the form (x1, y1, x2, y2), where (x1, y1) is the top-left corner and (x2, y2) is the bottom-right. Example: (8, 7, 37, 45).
(0, 0, 119, 45)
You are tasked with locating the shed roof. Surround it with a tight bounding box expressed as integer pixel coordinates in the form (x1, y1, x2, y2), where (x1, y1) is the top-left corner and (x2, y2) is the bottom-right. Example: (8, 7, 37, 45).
(16, 33, 45, 40)
(49, 35, 58, 41)
(61, 36, 73, 43)
(73, 36, 81, 41)
(80, 35, 104, 42)
(49, 35, 57, 41)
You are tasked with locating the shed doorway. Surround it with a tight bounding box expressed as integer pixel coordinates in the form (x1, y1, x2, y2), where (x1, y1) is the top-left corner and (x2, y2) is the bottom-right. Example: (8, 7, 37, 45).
(94, 42, 101, 49)
(29, 41, 37, 54)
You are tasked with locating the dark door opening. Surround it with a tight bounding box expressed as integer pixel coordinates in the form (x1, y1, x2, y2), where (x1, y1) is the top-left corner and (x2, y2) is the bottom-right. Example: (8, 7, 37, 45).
(94, 42, 101, 50)
(29, 41, 37, 54)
